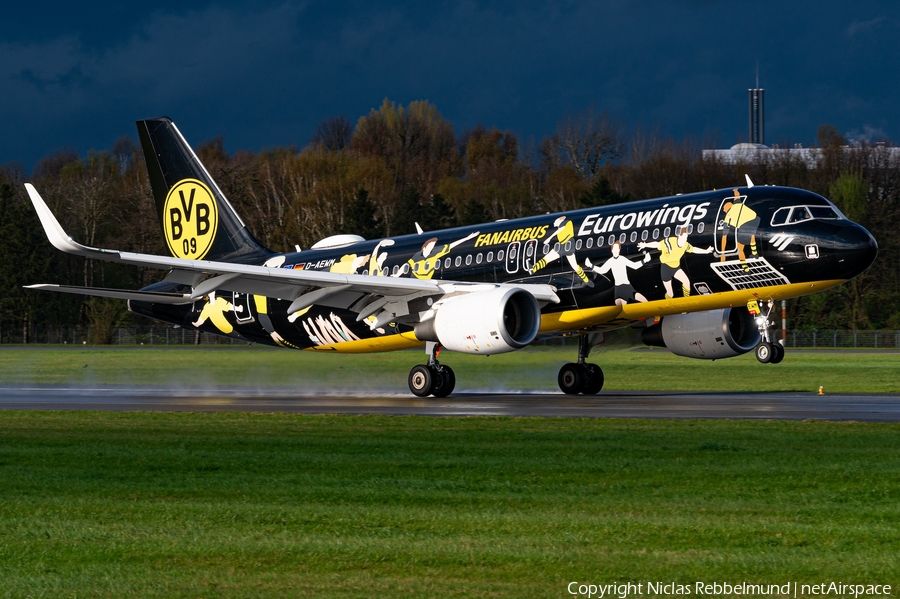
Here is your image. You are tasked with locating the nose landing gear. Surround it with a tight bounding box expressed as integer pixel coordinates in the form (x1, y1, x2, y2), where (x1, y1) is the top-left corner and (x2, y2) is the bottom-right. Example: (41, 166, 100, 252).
(408, 342, 456, 397)
(751, 300, 785, 364)
(558, 333, 605, 394)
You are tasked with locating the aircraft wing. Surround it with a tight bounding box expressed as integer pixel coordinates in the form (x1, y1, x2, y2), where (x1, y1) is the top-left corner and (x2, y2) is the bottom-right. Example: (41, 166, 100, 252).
(25, 184, 559, 329)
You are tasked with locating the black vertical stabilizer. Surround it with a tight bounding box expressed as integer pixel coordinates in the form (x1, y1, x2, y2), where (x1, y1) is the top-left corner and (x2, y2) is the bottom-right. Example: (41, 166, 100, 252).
(136, 117, 273, 264)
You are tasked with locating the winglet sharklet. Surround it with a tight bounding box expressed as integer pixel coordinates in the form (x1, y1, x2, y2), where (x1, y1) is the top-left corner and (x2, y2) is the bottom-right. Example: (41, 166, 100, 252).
(24, 183, 113, 259)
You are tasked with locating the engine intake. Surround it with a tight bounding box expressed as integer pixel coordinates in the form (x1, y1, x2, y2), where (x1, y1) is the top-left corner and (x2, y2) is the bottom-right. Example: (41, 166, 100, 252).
(415, 287, 541, 354)
(641, 307, 759, 359)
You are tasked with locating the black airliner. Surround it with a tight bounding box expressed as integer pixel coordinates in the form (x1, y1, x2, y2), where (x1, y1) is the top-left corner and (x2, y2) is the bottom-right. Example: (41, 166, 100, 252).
(25, 118, 878, 396)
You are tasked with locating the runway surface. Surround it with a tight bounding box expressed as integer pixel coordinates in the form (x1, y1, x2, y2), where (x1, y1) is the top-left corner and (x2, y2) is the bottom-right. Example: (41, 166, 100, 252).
(2, 386, 899, 421)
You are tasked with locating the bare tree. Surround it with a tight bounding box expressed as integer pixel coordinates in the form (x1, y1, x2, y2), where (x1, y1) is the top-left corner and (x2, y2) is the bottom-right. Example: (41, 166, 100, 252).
(311, 115, 353, 152)
(542, 109, 623, 179)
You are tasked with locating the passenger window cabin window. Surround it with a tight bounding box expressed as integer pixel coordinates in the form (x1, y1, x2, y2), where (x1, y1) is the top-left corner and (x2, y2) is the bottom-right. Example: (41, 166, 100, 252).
(663, 227, 671, 238)
(498, 250, 505, 261)
(575, 239, 582, 250)
(619, 233, 626, 244)
(487, 251, 494, 262)
(586, 238, 593, 249)
(629, 231, 637, 243)
(434, 259, 441, 271)
(455, 256, 462, 267)
(444, 257, 451, 269)
(392, 265, 399, 276)
(697, 222, 705, 234)
(641, 230, 648, 241)
(652, 228, 659, 239)
(465, 254, 472, 266)
(607, 234, 615, 246)
(596, 236, 603, 247)
(476, 253, 483, 264)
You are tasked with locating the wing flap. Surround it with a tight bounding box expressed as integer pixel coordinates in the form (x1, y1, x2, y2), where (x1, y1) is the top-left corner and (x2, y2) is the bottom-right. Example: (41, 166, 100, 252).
(25, 284, 193, 304)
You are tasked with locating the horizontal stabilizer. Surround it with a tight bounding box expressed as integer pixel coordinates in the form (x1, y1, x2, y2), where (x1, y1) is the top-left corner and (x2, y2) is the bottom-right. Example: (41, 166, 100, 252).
(25, 284, 193, 304)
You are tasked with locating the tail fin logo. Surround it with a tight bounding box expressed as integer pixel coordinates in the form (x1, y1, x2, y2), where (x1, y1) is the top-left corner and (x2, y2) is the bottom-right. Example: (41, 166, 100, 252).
(163, 178, 219, 259)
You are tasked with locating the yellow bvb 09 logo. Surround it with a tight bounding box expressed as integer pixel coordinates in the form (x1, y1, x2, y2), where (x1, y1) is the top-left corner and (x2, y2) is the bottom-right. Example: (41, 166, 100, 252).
(163, 178, 218, 259)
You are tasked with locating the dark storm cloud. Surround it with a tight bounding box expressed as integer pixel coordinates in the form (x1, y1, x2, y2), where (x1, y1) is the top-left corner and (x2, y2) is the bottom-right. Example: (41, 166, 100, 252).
(3, 1, 900, 170)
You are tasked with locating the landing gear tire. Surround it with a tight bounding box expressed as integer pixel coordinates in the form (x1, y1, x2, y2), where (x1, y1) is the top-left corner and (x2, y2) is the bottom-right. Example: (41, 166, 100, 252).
(583, 363, 604, 394)
(558, 363, 588, 395)
(432, 365, 456, 397)
(770, 343, 785, 364)
(755, 342, 773, 364)
(408, 364, 434, 397)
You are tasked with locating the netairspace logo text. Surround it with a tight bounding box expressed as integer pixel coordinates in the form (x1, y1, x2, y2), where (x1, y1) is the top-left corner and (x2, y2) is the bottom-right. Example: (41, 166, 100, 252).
(567, 581, 892, 598)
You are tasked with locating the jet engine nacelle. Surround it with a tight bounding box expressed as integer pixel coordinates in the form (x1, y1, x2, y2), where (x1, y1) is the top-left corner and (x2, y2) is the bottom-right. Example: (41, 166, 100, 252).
(415, 287, 541, 355)
(641, 307, 760, 359)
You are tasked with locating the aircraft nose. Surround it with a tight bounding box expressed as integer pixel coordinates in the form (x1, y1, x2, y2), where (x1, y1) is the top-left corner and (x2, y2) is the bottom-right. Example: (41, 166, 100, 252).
(833, 223, 878, 278)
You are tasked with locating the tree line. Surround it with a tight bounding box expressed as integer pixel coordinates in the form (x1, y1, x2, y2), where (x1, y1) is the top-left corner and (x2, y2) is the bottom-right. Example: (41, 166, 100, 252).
(1, 100, 898, 342)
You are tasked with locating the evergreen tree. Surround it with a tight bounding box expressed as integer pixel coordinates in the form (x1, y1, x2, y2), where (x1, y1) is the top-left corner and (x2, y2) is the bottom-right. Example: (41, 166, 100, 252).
(459, 199, 489, 226)
(579, 176, 629, 208)
(391, 188, 426, 235)
(429, 194, 458, 230)
(344, 188, 384, 239)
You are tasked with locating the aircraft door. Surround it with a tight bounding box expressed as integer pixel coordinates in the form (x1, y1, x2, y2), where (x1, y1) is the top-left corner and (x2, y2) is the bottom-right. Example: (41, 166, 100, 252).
(522, 239, 538, 272)
(232, 292, 255, 323)
(714, 194, 747, 257)
(506, 242, 521, 274)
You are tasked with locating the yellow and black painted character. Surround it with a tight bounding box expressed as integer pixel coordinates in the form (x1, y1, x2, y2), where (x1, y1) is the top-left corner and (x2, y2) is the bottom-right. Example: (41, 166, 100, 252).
(330, 253, 371, 275)
(367, 239, 395, 276)
(720, 189, 760, 271)
(530, 215, 592, 286)
(585, 240, 650, 306)
(192, 291, 242, 334)
(406, 231, 479, 279)
(638, 225, 714, 299)
(301, 311, 362, 346)
(253, 295, 299, 348)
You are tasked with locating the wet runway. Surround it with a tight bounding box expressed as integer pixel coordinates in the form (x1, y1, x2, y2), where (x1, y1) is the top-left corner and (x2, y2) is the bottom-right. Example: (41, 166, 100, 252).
(2, 386, 899, 421)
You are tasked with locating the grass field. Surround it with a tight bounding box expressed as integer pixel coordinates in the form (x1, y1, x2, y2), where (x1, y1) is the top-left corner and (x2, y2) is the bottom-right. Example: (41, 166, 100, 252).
(0, 345, 898, 393)
(0, 412, 898, 597)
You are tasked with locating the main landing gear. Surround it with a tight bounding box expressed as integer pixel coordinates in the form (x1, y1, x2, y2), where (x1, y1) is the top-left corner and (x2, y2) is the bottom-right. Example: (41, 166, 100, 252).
(408, 342, 456, 398)
(558, 333, 605, 395)
(752, 300, 785, 365)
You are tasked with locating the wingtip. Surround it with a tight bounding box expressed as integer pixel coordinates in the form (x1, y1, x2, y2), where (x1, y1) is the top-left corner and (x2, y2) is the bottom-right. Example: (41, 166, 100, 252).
(23, 183, 94, 256)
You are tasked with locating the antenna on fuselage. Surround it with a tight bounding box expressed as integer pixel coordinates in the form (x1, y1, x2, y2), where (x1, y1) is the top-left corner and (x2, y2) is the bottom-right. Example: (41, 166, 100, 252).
(745, 174, 755, 188)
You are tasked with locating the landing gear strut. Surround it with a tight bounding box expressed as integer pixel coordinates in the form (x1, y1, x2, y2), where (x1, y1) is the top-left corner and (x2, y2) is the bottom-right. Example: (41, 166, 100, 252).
(558, 333, 604, 395)
(408, 342, 456, 397)
(753, 300, 785, 364)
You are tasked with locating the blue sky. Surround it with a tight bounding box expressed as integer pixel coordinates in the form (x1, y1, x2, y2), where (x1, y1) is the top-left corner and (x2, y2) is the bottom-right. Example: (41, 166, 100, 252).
(3, 1, 899, 170)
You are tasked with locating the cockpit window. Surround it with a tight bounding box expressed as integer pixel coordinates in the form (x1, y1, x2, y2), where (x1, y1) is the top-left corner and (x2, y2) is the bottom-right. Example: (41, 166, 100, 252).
(771, 207, 789, 225)
(788, 207, 811, 223)
(770, 205, 842, 226)
(808, 206, 839, 219)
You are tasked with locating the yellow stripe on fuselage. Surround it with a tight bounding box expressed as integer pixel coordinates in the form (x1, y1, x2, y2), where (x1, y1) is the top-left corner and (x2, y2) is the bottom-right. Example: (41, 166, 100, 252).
(304, 331, 424, 353)
(308, 279, 846, 353)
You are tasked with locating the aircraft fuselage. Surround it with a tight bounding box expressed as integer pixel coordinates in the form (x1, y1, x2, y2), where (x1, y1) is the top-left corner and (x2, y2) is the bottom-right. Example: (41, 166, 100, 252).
(131, 185, 877, 352)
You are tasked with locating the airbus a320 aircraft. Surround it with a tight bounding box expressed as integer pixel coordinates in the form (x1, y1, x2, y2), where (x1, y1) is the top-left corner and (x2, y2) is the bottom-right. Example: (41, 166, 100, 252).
(25, 118, 877, 396)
